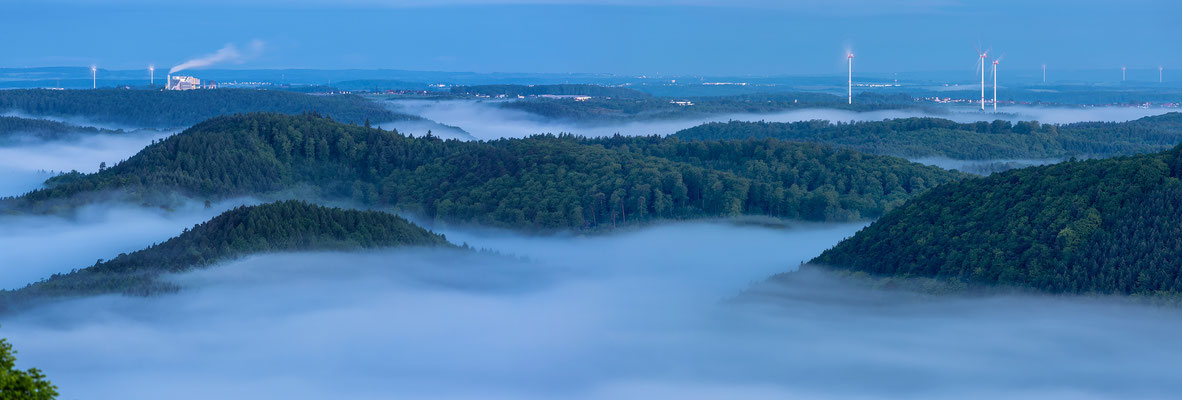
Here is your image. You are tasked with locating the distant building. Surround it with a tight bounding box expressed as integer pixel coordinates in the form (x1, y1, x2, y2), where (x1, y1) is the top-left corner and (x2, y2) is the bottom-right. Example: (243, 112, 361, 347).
(167, 75, 202, 90)
(670, 100, 694, 106)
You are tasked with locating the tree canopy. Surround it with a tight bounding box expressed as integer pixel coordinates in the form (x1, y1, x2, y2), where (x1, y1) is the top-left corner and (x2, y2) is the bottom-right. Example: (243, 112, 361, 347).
(0, 89, 414, 128)
(451, 84, 651, 99)
(0, 332, 57, 400)
(4, 113, 966, 231)
(1, 200, 451, 310)
(501, 92, 913, 122)
(812, 143, 1182, 296)
(0, 116, 127, 143)
(674, 113, 1182, 160)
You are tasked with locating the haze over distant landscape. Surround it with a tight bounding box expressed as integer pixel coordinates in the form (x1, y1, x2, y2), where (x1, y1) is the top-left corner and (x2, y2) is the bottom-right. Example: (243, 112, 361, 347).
(1, 1, 1180, 399)
(3, 0, 1178, 77)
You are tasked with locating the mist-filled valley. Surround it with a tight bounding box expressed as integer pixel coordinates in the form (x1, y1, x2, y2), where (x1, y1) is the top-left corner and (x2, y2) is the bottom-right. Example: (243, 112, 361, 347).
(386, 99, 1174, 141)
(3, 1, 1181, 397)
(7, 221, 1181, 400)
(0, 130, 172, 197)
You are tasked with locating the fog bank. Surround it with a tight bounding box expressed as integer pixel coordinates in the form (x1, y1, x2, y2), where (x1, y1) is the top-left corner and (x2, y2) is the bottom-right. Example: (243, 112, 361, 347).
(0, 130, 172, 197)
(0, 200, 253, 290)
(3, 221, 1178, 399)
(387, 99, 1174, 140)
(909, 157, 1062, 175)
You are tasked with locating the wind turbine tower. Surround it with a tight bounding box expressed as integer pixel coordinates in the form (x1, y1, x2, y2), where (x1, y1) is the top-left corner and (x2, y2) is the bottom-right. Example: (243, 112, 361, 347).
(1122, 66, 1126, 81)
(150, 65, 155, 86)
(1161, 66, 1165, 83)
(1042, 64, 1046, 83)
(978, 51, 987, 111)
(91, 65, 97, 89)
(847, 52, 854, 105)
(992, 58, 999, 111)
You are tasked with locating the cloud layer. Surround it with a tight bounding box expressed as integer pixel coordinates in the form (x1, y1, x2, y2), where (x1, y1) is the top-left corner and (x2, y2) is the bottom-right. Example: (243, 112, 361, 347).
(4, 220, 1180, 399)
(388, 99, 1174, 141)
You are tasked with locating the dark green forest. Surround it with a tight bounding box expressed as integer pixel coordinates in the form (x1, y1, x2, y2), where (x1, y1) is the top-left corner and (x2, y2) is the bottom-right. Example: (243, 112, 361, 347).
(0, 200, 451, 310)
(674, 113, 1182, 160)
(4, 113, 964, 230)
(0, 89, 414, 128)
(500, 92, 915, 122)
(451, 84, 651, 99)
(812, 143, 1182, 296)
(0, 116, 127, 142)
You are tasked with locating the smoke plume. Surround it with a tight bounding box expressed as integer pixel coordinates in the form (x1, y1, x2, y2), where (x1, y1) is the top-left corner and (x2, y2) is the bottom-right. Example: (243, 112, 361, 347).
(169, 40, 265, 74)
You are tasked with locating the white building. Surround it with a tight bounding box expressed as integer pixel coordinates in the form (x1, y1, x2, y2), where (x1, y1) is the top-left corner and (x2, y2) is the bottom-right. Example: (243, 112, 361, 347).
(167, 75, 202, 90)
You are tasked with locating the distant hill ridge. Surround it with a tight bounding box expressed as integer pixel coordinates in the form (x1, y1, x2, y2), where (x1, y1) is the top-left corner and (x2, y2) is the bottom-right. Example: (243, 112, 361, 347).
(0, 89, 415, 128)
(4, 112, 966, 230)
(0, 116, 128, 142)
(450, 84, 651, 99)
(673, 112, 1182, 160)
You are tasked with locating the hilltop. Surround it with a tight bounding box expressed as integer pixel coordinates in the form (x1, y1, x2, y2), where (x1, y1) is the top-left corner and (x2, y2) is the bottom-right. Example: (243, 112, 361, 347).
(0, 200, 451, 310)
(673, 113, 1182, 160)
(0, 89, 415, 128)
(810, 144, 1182, 297)
(501, 92, 912, 122)
(5, 112, 966, 230)
(450, 84, 651, 99)
(0, 116, 129, 142)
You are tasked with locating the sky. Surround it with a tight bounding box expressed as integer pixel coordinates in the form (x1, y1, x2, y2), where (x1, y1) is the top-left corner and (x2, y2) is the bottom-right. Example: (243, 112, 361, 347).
(1, 0, 1178, 76)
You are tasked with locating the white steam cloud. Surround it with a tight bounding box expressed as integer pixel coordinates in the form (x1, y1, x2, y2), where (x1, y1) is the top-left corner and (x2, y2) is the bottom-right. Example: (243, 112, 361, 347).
(169, 40, 265, 74)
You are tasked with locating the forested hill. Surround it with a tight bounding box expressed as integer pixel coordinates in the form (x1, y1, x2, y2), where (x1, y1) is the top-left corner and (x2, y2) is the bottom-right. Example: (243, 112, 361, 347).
(451, 84, 650, 99)
(5, 113, 966, 230)
(811, 143, 1182, 297)
(0, 200, 451, 310)
(0, 116, 125, 142)
(673, 113, 1182, 160)
(499, 92, 914, 122)
(0, 89, 414, 128)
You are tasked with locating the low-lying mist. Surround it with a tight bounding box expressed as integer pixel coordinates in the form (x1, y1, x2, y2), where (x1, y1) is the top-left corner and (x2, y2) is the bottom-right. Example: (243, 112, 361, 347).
(0, 199, 253, 290)
(4, 220, 1179, 399)
(0, 130, 172, 197)
(386, 99, 1174, 141)
(909, 157, 1062, 175)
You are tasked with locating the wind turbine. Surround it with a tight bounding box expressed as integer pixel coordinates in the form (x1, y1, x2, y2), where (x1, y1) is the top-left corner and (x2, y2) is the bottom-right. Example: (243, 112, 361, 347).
(150, 65, 155, 86)
(1161, 66, 1165, 83)
(991, 55, 1004, 111)
(847, 52, 854, 105)
(1122, 66, 1126, 81)
(975, 46, 989, 111)
(1042, 63, 1046, 84)
(91, 65, 97, 89)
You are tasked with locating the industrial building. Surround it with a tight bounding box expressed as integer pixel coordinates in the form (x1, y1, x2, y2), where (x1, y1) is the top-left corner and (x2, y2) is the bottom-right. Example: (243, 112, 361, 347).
(166, 75, 217, 90)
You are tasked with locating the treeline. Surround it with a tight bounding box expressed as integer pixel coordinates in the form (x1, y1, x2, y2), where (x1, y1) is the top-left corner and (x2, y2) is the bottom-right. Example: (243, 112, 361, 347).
(812, 143, 1182, 297)
(674, 113, 1182, 159)
(0, 89, 415, 128)
(0, 116, 124, 142)
(451, 84, 650, 99)
(500, 92, 914, 122)
(5, 113, 965, 231)
(0, 200, 451, 310)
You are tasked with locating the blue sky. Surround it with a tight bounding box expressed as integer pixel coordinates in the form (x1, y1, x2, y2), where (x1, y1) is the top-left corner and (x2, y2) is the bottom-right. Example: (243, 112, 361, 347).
(2, 0, 1177, 76)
